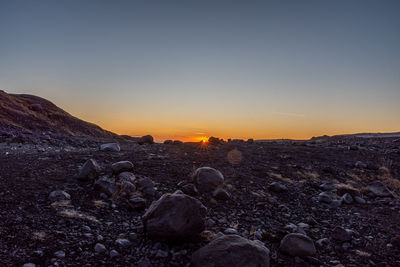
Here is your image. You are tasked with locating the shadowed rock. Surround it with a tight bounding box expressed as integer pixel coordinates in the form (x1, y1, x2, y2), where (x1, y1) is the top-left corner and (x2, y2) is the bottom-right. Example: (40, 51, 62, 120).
(49, 190, 71, 202)
(192, 234, 270, 267)
(94, 177, 117, 197)
(279, 233, 316, 257)
(138, 135, 154, 145)
(78, 159, 100, 181)
(112, 161, 133, 174)
(100, 143, 120, 152)
(142, 192, 207, 241)
(367, 181, 393, 197)
(193, 167, 224, 193)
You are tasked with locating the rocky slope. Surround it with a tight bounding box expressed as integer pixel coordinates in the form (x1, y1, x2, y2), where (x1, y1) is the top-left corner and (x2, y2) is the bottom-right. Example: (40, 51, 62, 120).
(0, 90, 119, 140)
(0, 136, 400, 266)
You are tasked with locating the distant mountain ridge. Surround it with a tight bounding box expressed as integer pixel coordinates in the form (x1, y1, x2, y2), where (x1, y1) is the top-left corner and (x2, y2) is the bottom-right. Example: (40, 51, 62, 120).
(0, 90, 120, 139)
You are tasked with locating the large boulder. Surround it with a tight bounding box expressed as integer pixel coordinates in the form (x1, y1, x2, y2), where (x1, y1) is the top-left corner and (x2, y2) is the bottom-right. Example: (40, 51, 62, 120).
(99, 143, 120, 152)
(138, 135, 154, 145)
(279, 233, 316, 257)
(78, 159, 101, 181)
(367, 181, 393, 197)
(142, 192, 207, 241)
(112, 161, 133, 174)
(192, 234, 270, 267)
(193, 167, 224, 193)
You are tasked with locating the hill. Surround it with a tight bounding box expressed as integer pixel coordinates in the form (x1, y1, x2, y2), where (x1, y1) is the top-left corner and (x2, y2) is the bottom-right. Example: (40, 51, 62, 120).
(0, 90, 119, 139)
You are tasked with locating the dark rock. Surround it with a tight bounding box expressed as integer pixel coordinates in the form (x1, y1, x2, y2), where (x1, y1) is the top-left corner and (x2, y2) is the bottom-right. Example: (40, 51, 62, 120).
(341, 193, 353, 204)
(318, 191, 334, 204)
(163, 140, 173, 145)
(94, 177, 117, 196)
(367, 181, 393, 197)
(193, 167, 224, 193)
(279, 233, 316, 257)
(192, 234, 270, 267)
(99, 143, 120, 152)
(269, 182, 288, 193)
(331, 227, 351, 242)
(112, 161, 133, 174)
(354, 196, 366, 204)
(181, 183, 199, 196)
(30, 103, 43, 111)
(320, 182, 335, 191)
(138, 135, 154, 145)
(129, 196, 146, 210)
(78, 159, 101, 181)
(142, 192, 207, 241)
(49, 190, 71, 202)
(212, 188, 231, 200)
(94, 243, 107, 254)
(118, 171, 136, 183)
(208, 136, 223, 145)
(137, 177, 156, 197)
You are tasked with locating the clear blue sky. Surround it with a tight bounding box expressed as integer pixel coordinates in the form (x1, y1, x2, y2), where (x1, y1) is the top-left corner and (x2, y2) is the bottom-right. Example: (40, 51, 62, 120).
(1, 0, 399, 141)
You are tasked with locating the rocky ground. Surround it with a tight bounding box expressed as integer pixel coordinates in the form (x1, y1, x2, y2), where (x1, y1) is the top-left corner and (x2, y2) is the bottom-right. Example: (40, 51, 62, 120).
(1, 136, 400, 267)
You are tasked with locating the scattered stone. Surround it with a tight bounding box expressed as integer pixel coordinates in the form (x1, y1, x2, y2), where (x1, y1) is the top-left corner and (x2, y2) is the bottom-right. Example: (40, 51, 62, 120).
(49, 190, 71, 202)
(54, 250, 65, 258)
(318, 191, 334, 204)
(181, 183, 199, 196)
(142, 192, 207, 241)
(99, 143, 120, 152)
(29, 103, 42, 111)
(23, 263, 36, 267)
(367, 181, 393, 197)
(137, 177, 156, 197)
(212, 188, 231, 200)
(138, 135, 154, 145)
(118, 171, 136, 182)
(224, 228, 238, 235)
(129, 196, 146, 210)
(115, 238, 131, 248)
(120, 181, 136, 194)
(109, 249, 119, 258)
(94, 177, 117, 196)
(82, 225, 91, 232)
(316, 238, 329, 247)
(78, 159, 101, 180)
(330, 199, 342, 208)
(94, 243, 107, 254)
(279, 233, 316, 257)
(192, 234, 270, 267)
(320, 182, 335, 191)
(112, 161, 133, 174)
(354, 196, 366, 204)
(331, 227, 351, 242)
(163, 140, 173, 145)
(269, 182, 288, 193)
(193, 167, 224, 193)
(341, 193, 353, 204)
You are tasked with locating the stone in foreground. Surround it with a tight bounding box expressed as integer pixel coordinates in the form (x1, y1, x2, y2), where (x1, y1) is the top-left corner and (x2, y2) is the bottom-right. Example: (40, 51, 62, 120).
(112, 161, 133, 174)
(193, 167, 224, 193)
(279, 233, 316, 257)
(142, 192, 207, 241)
(192, 234, 270, 267)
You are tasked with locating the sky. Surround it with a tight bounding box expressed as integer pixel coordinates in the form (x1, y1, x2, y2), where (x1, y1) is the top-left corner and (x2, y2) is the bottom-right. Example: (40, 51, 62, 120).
(0, 0, 399, 141)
